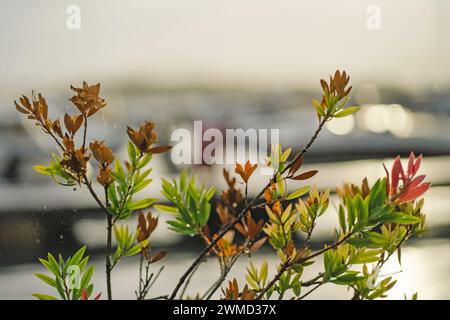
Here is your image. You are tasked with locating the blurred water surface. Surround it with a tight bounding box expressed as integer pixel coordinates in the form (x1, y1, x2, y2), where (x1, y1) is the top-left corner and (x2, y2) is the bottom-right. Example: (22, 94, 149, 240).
(1, 239, 448, 300)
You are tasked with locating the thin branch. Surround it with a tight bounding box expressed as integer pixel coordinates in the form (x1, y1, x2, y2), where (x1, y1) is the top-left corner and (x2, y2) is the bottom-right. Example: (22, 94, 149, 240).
(298, 282, 323, 300)
(138, 255, 144, 299)
(137, 263, 165, 300)
(376, 227, 412, 269)
(81, 115, 88, 152)
(82, 174, 108, 214)
(179, 258, 204, 299)
(302, 232, 353, 263)
(302, 273, 323, 287)
(256, 263, 289, 300)
(104, 185, 113, 300)
(204, 249, 244, 300)
(256, 232, 353, 300)
(169, 117, 328, 300)
(147, 295, 169, 300)
(112, 153, 143, 224)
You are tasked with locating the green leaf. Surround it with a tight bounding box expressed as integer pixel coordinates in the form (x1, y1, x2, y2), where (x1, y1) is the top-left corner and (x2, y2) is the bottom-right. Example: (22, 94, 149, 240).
(35, 273, 56, 287)
(39, 258, 53, 273)
(128, 197, 157, 210)
(134, 169, 152, 186)
(32, 293, 58, 300)
(292, 264, 303, 274)
(78, 256, 89, 272)
(107, 184, 119, 208)
(312, 99, 326, 117)
(197, 201, 211, 227)
(47, 253, 61, 277)
(281, 148, 292, 162)
(338, 205, 346, 232)
(125, 242, 146, 257)
(380, 213, 421, 225)
(55, 277, 66, 299)
(333, 106, 360, 118)
(68, 246, 86, 267)
(167, 220, 196, 235)
(138, 153, 152, 169)
(154, 204, 178, 214)
(86, 284, 94, 297)
(204, 186, 216, 201)
(347, 237, 374, 248)
(354, 194, 368, 229)
(132, 178, 152, 194)
(345, 197, 356, 228)
(260, 261, 268, 284)
(33, 165, 50, 175)
(277, 178, 286, 197)
(286, 186, 310, 200)
(110, 172, 126, 188)
(80, 265, 94, 290)
(113, 160, 126, 185)
(332, 272, 363, 285)
(180, 169, 187, 191)
(368, 179, 387, 211)
(127, 141, 137, 166)
(352, 249, 382, 264)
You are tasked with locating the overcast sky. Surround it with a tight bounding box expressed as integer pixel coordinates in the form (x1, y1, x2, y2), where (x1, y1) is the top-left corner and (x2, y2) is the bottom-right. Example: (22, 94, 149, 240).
(0, 0, 449, 95)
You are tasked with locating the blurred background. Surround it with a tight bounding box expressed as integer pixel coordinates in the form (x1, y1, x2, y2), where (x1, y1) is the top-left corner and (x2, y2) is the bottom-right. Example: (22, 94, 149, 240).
(0, 0, 449, 299)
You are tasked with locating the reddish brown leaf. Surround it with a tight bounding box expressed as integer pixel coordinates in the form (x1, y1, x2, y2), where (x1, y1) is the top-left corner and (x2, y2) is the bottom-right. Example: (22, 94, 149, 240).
(288, 155, 304, 176)
(14, 101, 29, 114)
(250, 237, 267, 253)
(397, 183, 431, 204)
(148, 145, 172, 154)
(234, 223, 247, 237)
(264, 188, 272, 203)
(151, 250, 167, 263)
(81, 288, 88, 300)
(291, 170, 318, 181)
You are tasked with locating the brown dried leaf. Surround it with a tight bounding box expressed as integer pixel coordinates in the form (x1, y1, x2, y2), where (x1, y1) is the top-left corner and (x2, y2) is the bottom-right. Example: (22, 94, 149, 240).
(291, 170, 318, 181)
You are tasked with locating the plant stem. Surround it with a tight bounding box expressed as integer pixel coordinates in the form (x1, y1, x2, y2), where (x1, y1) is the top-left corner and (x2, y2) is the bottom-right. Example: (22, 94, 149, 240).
(179, 260, 203, 299)
(112, 154, 143, 224)
(82, 115, 88, 152)
(169, 117, 328, 300)
(256, 263, 289, 300)
(147, 295, 169, 300)
(302, 273, 323, 287)
(83, 175, 108, 213)
(106, 213, 112, 300)
(82, 176, 113, 299)
(256, 232, 353, 300)
(138, 255, 144, 299)
(376, 227, 412, 269)
(297, 282, 323, 300)
(204, 250, 243, 300)
(105, 186, 113, 300)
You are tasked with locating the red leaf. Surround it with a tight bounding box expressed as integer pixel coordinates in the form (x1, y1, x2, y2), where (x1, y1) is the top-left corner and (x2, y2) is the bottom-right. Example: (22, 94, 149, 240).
(150, 250, 168, 263)
(383, 163, 391, 197)
(148, 145, 172, 154)
(391, 156, 405, 191)
(288, 155, 304, 175)
(81, 288, 88, 300)
(250, 237, 267, 253)
(397, 183, 431, 204)
(291, 170, 318, 181)
(407, 152, 415, 178)
(413, 154, 423, 177)
(408, 175, 426, 190)
(94, 292, 102, 300)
